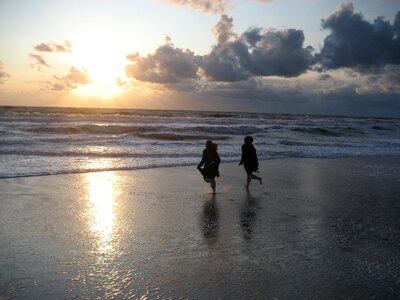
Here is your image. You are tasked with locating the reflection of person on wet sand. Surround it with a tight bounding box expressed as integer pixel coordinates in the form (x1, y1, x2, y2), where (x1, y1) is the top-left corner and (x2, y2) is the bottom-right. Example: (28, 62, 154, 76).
(240, 190, 256, 240)
(239, 136, 262, 189)
(201, 195, 219, 241)
(197, 140, 221, 194)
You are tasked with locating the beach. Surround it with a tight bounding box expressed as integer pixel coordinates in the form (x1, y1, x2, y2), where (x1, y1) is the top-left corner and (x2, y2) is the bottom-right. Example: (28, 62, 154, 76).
(1, 157, 400, 299)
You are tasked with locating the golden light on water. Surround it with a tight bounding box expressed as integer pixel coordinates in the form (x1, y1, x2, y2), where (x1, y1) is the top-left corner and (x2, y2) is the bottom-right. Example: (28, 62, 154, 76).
(86, 171, 117, 252)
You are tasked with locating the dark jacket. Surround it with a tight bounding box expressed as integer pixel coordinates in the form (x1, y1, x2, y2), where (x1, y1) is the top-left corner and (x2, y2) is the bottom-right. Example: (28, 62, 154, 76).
(240, 143, 258, 173)
(197, 148, 221, 179)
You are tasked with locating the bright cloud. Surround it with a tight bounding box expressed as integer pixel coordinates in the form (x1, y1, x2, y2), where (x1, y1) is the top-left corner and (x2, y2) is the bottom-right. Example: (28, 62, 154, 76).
(34, 40, 72, 53)
(166, 0, 232, 13)
(29, 53, 50, 68)
(166, 0, 272, 13)
(46, 67, 90, 91)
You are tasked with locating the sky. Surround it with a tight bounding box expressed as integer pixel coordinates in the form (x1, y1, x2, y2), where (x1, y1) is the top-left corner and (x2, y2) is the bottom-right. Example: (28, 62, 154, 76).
(0, 0, 399, 116)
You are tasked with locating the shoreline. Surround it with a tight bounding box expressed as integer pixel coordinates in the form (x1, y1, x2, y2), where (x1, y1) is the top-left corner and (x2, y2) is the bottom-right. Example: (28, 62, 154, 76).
(2, 154, 400, 179)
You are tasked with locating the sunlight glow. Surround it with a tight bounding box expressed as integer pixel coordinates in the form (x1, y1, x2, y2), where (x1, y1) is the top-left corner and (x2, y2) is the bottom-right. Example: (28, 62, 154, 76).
(70, 33, 129, 96)
(74, 82, 125, 98)
(86, 171, 117, 252)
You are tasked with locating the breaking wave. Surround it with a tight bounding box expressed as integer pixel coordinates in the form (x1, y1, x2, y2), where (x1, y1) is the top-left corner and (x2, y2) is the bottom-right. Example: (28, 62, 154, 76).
(1, 106, 400, 178)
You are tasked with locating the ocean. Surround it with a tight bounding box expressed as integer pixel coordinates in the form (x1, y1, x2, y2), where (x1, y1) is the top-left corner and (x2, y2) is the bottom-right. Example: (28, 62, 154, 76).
(1, 106, 400, 178)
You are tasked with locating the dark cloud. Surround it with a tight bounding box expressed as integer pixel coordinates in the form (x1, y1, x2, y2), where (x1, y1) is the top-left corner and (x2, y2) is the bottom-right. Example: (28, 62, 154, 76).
(0, 61, 11, 84)
(318, 84, 400, 117)
(200, 43, 250, 82)
(46, 67, 89, 91)
(125, 41, 199, 84)
(318, 3, 400, 72)
(200, 15, 315, 81)
(34, 40, 72, 53)
(242, 28, 315, 77)
(319, 73, 332, 81)
(29, 53, 50, 68)
(187, 77, 400, 117)
(198, 15, 248, 81)
(121, 8, 399, 116)
(356, 65, 400, 94)
(125, 15, 314, 84)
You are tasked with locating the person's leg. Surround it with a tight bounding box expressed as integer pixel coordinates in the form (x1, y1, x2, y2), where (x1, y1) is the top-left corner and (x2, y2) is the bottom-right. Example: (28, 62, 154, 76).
(203, 177, 215, 193)
(251, 174, 262, 184)
(250, 174, 262, 184)
(246, 173, 251, 189)
(211, 179, 216, 194)
(247, 173, 262, 187)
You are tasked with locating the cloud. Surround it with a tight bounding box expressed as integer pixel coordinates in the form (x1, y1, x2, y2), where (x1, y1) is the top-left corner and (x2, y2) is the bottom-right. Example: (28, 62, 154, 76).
(165, 0, 272, 13)
(120, 7, 399, 116)
(317, 3, 400, 72)
(29, 40, 72, 71)
(198, 15, 249, 81)
(165, 0, 231, 13)
(125, 15, 314, 84)
(64, 66, 89, 84)
(34, 40, 72, 53)
(125, 40, 199, 84)
(200, 15, 315, 81)
(46, 67, 89, 91)
(212, 14, 237, 44)
(319, 73, 332, 81)
(0, 61, 11, 84)
(356, 65, 400, 94)
(180, 76, 400, 117)
(29, 53, 50, 68)
(45, 82, 67, 91)
(200, 43, 250, 82)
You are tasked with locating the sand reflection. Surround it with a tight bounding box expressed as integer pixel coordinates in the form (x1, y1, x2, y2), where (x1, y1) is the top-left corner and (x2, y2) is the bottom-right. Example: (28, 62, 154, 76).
(201, 195, 219, 244)
(240, 191, 257, 241)
(86, 172, 117, 252)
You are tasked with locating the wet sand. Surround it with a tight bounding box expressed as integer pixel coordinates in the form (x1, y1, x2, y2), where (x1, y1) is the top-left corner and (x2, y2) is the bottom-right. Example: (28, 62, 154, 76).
(1, 157, 400, 299)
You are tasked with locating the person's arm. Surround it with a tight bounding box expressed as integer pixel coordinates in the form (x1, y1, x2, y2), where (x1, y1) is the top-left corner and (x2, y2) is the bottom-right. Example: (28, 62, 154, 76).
(215, 152, 221, 164)
(197, 151, 206, 169)
(253, 146, 259, 169)
(239, 145, 244, 165)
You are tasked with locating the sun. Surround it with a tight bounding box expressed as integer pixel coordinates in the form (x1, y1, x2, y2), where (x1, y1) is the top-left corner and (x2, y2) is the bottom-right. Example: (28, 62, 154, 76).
(69, 33, 129, 96)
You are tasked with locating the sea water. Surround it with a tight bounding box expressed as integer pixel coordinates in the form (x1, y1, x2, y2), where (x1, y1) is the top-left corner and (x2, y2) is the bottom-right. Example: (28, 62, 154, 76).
(1, 106, 400, 178)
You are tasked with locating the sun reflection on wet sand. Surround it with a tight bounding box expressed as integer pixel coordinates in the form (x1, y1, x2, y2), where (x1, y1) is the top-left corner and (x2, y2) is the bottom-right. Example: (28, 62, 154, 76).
(85, 171, 117, 252)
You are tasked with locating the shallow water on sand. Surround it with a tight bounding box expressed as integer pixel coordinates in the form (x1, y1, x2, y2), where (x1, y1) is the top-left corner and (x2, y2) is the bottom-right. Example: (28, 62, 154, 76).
(1, 157, 400, 299)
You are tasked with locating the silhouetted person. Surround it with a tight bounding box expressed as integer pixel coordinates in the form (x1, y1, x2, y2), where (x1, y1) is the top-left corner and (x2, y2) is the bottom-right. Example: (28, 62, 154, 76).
(239, 136, 262, 189)
(197, 140, 221, 194)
